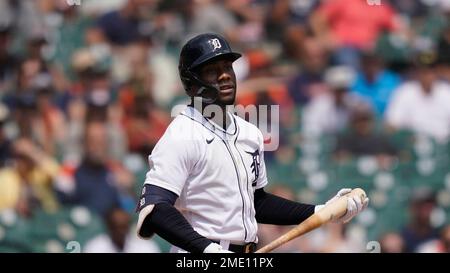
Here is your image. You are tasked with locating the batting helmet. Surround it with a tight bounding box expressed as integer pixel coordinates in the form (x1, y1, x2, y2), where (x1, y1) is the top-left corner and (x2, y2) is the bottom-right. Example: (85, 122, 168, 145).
(178, 33, 241, 103)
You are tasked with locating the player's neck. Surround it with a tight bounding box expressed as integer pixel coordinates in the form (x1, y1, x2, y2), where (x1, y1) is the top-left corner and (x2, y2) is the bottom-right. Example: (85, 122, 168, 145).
(209, 108, 231, 131)
(190, 101, 232, 130)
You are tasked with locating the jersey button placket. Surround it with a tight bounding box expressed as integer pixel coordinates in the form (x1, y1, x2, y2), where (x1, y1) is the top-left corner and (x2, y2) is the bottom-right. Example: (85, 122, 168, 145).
(230, 137, 255, 243)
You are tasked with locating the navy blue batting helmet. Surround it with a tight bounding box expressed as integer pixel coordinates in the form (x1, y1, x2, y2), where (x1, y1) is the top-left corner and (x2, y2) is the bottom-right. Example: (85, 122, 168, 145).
(178, 33, 241, 103)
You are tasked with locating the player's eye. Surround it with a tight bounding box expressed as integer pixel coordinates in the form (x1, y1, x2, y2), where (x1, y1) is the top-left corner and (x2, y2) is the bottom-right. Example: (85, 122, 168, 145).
(200, 66, 216, 78)
(204, 69, 217, 78)
(224, 62, 233, 71)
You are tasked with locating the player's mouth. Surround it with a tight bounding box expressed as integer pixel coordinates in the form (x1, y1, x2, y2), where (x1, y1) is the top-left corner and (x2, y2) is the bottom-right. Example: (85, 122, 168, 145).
(218, 84, 234, 95)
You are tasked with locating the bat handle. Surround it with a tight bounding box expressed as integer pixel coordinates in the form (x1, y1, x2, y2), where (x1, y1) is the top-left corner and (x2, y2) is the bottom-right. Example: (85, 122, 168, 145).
(255, 188, 367, 253)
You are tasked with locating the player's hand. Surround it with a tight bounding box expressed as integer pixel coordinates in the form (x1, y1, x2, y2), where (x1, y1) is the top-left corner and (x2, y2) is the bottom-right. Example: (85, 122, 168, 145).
(203, 243, 234, 253)
(316, 188, 369, 224)
(335, 188, 369, 223)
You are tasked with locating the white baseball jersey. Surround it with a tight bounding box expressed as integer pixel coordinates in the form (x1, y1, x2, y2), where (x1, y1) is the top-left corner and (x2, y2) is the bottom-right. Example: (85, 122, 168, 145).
(143, 106, 267, 251)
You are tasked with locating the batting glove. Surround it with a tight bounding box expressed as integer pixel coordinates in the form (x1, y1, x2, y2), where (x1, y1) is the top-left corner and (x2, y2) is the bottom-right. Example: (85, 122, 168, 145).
(315, 188, 369, 224)
(203, 243, 234, 253)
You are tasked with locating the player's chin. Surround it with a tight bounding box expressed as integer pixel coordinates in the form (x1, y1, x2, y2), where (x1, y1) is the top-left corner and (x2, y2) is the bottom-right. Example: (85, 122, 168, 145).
(217, 93, 236, 105)
(217, 89, 236, 105)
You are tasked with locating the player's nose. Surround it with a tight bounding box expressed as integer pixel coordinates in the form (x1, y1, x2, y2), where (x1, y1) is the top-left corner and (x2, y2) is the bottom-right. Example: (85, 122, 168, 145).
(218, 69, 231, 82)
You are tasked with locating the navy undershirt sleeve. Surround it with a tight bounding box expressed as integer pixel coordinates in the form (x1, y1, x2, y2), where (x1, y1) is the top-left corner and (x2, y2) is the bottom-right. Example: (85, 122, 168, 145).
(136, 184, 212, 253)
(254, 188, 315, 225)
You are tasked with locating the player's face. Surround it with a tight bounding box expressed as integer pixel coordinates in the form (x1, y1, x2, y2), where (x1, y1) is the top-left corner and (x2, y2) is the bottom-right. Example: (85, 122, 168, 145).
(198, 59, 237, 105)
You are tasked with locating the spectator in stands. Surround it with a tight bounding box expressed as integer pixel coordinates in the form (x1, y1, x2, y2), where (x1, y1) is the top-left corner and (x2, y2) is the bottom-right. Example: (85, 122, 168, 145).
(122, 93, 169, 159)
(184, 0, 240, 43)
(0, 0, 47, 47)
(57, 121, 132, 217)
(385, 51, 450, 143)
(221, 0, 265, 46)
(47, 0, 94, 79)
(0, 137, 60, 217)
(416, 225, 450, 253)
(97, 0, 156, 46)
(379, 232, 405, 253)
(311, 0, 400, 68)
(401, 187, 440, 252)
(288, 38, 329, 105)
(351, 51, 402, 116)
(34, 76, 67, 157)
(83, 207, 160, 253)
(5, 57, 66, 157)
(315, 223, 364, 253)
(0, 23, 18, 94)
(5, 58, 50, 141)
(302, 65, 362, 136)
(266, 0, 320, 58)
(334, 104, 397, 159)
(84, 67, 127, 161)
(64, 58, 127, 163)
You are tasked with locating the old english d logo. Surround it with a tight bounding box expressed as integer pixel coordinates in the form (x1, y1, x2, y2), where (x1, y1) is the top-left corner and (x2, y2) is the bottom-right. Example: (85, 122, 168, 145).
(210, 38, 222, 51)
(245, 150, 260, 186)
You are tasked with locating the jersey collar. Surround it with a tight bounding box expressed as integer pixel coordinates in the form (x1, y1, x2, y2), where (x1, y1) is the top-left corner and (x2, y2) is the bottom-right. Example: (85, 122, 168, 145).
(182, 106, 237, 139)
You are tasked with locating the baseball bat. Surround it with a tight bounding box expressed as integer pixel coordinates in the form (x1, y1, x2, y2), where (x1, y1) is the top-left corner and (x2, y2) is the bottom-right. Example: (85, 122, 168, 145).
(255, 188, 367, 253)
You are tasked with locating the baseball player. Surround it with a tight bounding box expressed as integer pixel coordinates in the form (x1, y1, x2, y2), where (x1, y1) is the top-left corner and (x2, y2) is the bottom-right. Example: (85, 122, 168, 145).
(135, 33, 369, 253)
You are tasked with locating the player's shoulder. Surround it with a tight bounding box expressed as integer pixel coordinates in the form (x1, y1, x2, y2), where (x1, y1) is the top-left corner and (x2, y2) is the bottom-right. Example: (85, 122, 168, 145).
(164, 107, 200, 133)
(159, 106, 211, 144)
(232, 113, 264, 143)
(233, 113, 259, 131)
(168, 112, 193, 131)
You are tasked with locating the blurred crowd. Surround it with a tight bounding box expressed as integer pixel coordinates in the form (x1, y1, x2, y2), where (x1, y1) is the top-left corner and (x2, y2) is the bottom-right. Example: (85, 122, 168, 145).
(0, 0, 449, 253)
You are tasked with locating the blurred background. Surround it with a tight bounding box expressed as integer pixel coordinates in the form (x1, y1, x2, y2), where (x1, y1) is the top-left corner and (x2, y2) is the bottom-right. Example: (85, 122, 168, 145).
(0, 0, 449, 253)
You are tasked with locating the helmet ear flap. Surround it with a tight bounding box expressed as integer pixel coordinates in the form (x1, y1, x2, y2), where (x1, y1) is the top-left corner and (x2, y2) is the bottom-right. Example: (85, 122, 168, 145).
(180, 69, 195, 95)
(180, 68, 217, 103)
